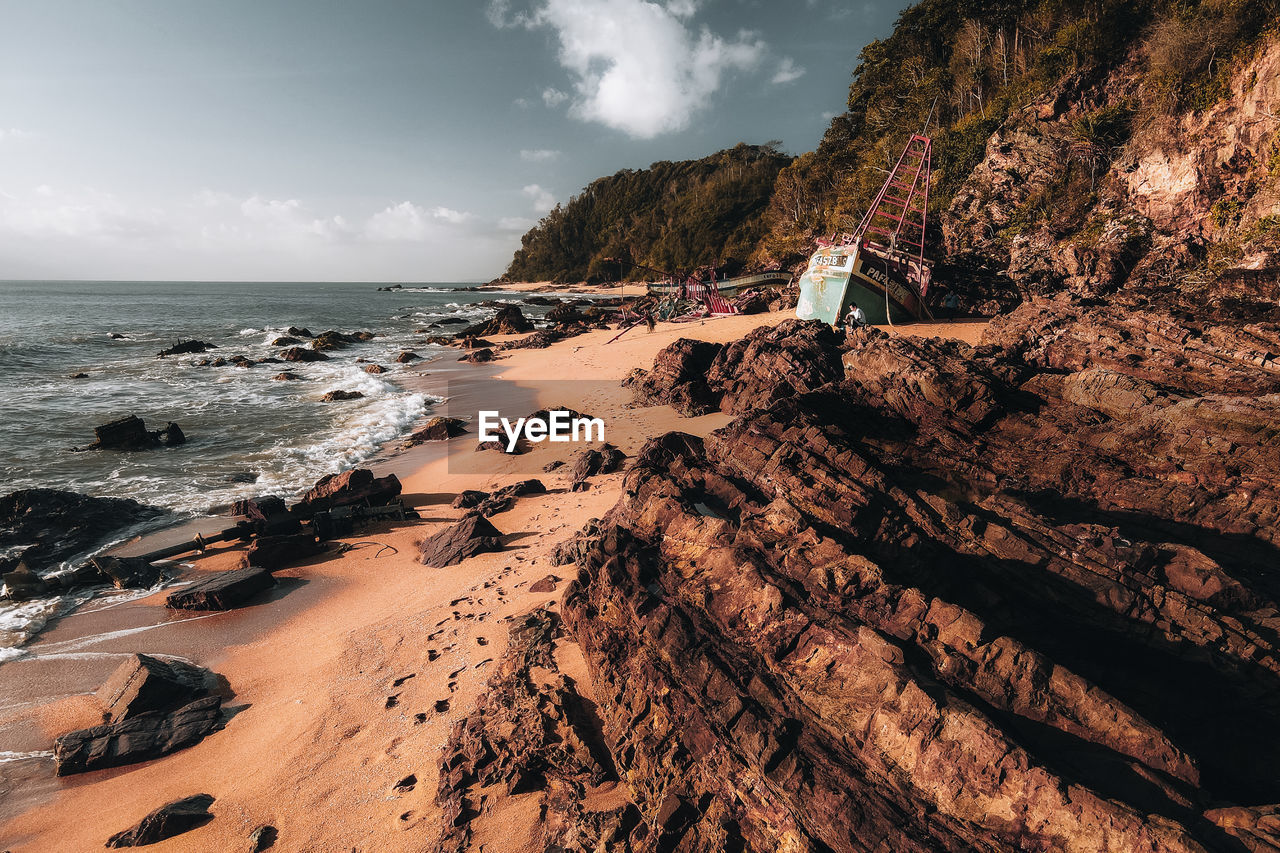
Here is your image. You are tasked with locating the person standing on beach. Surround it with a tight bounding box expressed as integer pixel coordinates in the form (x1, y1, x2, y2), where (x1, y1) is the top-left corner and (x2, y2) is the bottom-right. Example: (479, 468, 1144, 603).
(943, 289, 959, 321)
(645, 311, 656, 333)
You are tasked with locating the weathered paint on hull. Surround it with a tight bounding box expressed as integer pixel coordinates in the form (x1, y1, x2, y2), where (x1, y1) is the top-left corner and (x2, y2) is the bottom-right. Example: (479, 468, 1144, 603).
(797, 245, 925, 325)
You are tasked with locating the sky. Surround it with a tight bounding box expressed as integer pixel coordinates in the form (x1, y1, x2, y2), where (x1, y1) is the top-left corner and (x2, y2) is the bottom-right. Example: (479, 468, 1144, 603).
(0, 0, 910, 282)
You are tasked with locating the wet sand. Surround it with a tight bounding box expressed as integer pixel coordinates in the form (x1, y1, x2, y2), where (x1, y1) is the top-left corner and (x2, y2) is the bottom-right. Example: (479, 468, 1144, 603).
(0, 309, 988, 852)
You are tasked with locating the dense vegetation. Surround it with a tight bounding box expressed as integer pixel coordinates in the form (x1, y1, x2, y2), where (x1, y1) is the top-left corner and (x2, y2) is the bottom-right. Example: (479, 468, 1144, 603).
(502, 144, 790, 283)
(754, 0, 1278, 264)
(503, 0, 1275, 281)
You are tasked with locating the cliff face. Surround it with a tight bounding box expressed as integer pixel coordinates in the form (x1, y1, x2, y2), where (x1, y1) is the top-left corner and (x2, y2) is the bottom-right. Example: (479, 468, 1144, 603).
(942, 32, 1280, 304)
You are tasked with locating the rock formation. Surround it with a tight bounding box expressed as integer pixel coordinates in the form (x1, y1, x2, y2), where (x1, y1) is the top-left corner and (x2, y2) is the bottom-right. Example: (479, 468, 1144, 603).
(459, 305, 534, 337)
(85, 415, 186, 450)
(54, 696, 222, 776)
(418, 516, 504, 567)
(456, 297, 1280, 852)
(104, 794, 215, 847)
(165, 566, 276, 611)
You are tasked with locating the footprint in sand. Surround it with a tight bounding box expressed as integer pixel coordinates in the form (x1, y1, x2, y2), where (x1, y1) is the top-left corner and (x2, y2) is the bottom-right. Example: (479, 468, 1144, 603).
(393, 674, 415, 687)
(393, 774, 417, 793)
(413, 713, 427, 724)
(385, 694, 400, 709)
(448, 667, 466, 679)
(427, 649, 440, 661)
(434, 699, 450, 712)
(449, 597, 469, 606)
(475, 659, 492, 669)
(477, 637, 488, 646)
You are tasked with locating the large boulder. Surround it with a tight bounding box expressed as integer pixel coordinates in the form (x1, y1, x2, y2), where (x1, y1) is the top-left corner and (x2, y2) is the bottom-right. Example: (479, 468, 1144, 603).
(105, 794, 215, 848)
(625, 339, 723, 415)
(459, 305, 534, 337)
(95, 654, 212, 724)
(54, 696, 222, 775)
(291, 469, 402, 515)
(243, 533, 323, 571)
(402, 417, 468, 446)
(418, 516, 504, 567)
(165, 566, 276, 611)
(90, 555, 165, 590)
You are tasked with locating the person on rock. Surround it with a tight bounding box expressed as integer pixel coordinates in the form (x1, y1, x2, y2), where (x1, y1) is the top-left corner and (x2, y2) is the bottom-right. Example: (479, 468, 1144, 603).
(845, 303, 867, 331)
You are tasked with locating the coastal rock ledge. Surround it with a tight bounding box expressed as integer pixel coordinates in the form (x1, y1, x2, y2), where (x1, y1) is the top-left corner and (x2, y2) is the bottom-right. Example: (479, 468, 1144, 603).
(456, 297, 1280, 852)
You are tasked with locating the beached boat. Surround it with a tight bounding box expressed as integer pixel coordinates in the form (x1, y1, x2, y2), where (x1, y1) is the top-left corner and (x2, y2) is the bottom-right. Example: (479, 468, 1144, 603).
(646, 269, 791, 297)
(797, 134, 934, 325)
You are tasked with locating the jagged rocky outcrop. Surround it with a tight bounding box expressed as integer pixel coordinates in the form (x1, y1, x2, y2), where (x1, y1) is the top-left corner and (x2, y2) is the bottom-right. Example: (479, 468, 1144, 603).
(511, 296, 1280, 852)
(433, 609, 625, 852)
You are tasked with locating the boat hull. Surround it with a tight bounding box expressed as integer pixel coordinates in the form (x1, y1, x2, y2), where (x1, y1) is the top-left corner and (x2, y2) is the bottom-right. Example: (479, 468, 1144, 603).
(796, 245, 925, 325)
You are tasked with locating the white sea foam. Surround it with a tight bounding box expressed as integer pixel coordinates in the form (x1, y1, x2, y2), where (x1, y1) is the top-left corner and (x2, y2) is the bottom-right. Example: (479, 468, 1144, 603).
(0, 750, 54, 764)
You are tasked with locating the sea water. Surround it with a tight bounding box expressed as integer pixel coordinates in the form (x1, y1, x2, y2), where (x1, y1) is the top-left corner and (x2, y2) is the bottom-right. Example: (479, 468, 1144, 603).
(0, 279, 566, 653)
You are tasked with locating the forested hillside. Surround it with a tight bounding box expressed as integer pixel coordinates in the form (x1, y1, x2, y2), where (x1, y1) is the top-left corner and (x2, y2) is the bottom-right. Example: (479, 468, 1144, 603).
(755, 0, 1279, 274)
(501, 143, 790, 283)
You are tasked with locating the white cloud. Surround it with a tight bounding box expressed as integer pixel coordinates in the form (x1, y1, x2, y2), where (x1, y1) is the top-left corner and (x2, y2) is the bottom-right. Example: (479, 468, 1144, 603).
(520, 148, 562, 162)
(499, 215, 538, 232)
(0, 184, 165, 239)
(523, 184, 557, 214)
(0, 128, 35, 143)
(542, 87, 569, 108)
(364, 202, 476, 241)
(490, 0, 765, 138)
(771, 57, 806, 85)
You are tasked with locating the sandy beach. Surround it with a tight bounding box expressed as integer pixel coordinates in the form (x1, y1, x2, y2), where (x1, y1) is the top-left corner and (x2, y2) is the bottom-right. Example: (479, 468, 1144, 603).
(0, 309, 987, 852)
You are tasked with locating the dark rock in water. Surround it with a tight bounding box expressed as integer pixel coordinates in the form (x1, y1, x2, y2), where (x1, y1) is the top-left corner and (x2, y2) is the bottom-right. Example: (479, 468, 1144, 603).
(286, 326, 313, 338)
(320, 390, 364, 402)
(95, 653, 211, 724)
(402, 417, 468, 446)
(105, 794, 215, 848)
(165, 567, 276, 611)
(270, 336, 300, 347)
(109, 333, 127, 340)
(455, 336, 493, 349)
(419, 516, 504, 567)
(54, 696, 221, 775)
(528, 574, 558, 593)
(437, 317, 467, 326)
(523, 295, 560, 306)
(156, 340, 216, 358)
(226, 471, 257, 484)
(279, 347, 328, 362)
(244, 533, 323, 571)
(256, 357, 281, 365)
(68, 371, 89, 379)
(248, 824, 278, 852)
(312, 330, 372, 351)
(292, 469, 402, 514)
(273, 371, 303, 381)
(396, 350, 423, 363)
(0, 488, 164, 580)
(364, 364, 386, 374)
(459, 305, 533, 337)
(85, 415, 186, 451)
(1, 562, 48, 601)
(156, 422, 185, 446)
(231, 495, 288, 522)
(458, 348, 494, 363)
(90, 555, 163, 591)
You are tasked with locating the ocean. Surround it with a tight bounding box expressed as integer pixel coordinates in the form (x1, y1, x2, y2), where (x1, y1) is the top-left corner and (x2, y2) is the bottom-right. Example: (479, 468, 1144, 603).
(0, 279, 567, 654)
